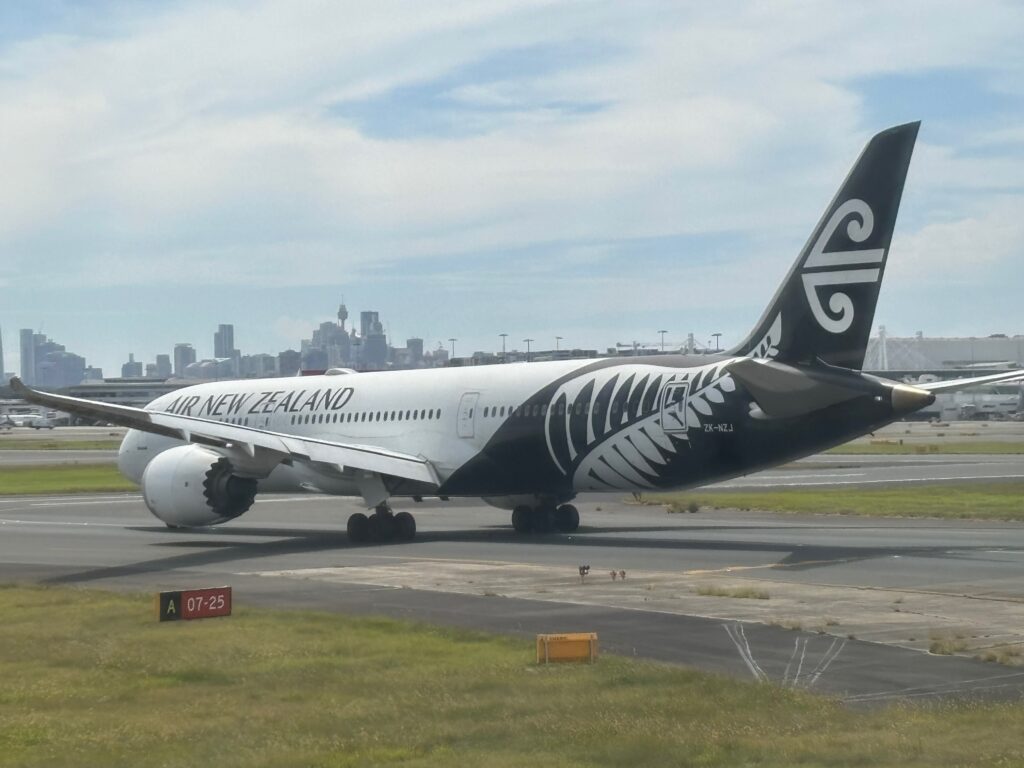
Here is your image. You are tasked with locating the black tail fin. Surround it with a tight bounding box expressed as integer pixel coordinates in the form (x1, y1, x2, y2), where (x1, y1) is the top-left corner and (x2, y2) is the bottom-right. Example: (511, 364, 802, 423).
(729, 122, 919, 370)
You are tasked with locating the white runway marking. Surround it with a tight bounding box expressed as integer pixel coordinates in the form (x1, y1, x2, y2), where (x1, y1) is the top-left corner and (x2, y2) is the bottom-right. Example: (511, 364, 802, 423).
(0, 494, 140, 505)
(0, 518, 129, 528)
(723, 623, 767, 681)
(844, 670, 1024, 703)
(715, 473, 1024, 489)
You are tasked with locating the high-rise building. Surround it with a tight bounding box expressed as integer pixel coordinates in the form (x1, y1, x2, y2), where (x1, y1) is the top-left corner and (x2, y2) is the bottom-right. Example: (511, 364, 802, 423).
(121, 353, 143, 378)
(240, 353, 277, 378)
(36, 351, 85, 389)
(20, 328, 36, 385)
(155, 354, 172, 379)
(277, 349, 301, 377)
(214, 324, 235, 359)
(406, 338, 424, 365)
(360, 311, 382, 339)
(173, 343, 196, 377)
(16, 329, 92, 388)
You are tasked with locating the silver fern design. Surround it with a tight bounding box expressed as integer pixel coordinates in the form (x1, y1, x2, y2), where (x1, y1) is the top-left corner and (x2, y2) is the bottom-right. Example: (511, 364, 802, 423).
(748, 313, 782, 360)
(543, 362, 729, 491)
(543, 316, 782, 490)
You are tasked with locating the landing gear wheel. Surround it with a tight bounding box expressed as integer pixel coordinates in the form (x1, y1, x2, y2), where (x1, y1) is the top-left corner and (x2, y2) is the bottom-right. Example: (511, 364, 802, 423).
(554, 504, 580, 533)
(394, 511, 416, 541)
(368, 509, 395, 542)
(531, 506, 555, 534)
(511, 506, 533, 534)
(347, 512, 370, 543)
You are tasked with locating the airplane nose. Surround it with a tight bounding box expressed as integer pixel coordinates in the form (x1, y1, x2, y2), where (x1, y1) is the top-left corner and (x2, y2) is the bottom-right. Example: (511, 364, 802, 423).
(890, 384, 935, 414)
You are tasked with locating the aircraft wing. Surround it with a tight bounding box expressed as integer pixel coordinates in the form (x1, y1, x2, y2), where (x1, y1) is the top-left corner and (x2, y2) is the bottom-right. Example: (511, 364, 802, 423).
(9, 377, 439, 487)
(914, 370, 1024, 393)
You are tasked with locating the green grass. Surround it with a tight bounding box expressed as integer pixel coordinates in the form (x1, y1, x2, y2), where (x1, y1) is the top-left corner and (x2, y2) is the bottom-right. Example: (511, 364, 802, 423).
(0, 438, 121, 451)
(653, 483, 1024, 521)
(0, 464, 136, 495)
(829, 440, 1024, 455)
(696, 584, 770, 600)
(4, 586, 1024, 767)
(929, 631, 970, 655)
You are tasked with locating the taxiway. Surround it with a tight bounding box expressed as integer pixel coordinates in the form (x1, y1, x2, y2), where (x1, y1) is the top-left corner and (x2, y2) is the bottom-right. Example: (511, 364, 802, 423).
(2, 490, 1024, 705)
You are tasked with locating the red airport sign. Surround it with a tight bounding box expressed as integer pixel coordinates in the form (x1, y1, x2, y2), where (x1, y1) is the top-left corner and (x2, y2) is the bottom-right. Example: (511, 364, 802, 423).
(157, 586, 232, 622)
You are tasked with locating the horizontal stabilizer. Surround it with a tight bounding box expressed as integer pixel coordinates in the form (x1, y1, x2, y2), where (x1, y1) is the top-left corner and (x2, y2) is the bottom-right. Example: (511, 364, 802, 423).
(915, 370, 1024, 394)
(727, 358, 869, 418)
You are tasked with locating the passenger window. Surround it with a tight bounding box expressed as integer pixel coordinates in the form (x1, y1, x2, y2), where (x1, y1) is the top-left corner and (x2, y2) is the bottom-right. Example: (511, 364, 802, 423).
(420, 409, 426, 419)
(428, 409, 434, 419)
(469, 408, 474, 418)
(499, 406, 505, 417)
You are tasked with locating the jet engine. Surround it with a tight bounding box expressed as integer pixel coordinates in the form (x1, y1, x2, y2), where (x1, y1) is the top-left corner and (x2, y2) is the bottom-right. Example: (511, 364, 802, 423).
(141, 445, 258, 528)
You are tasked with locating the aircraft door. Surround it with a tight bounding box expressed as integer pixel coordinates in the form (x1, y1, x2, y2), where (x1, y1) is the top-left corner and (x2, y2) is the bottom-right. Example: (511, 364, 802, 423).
(457, 392, 480, 438)
(660, 381, 689, 435)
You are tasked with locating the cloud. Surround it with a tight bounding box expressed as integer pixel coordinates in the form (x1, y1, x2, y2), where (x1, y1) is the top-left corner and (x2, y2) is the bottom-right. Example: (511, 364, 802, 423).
(890, 195, 1024, 280)
(1, 0, 1023, 369)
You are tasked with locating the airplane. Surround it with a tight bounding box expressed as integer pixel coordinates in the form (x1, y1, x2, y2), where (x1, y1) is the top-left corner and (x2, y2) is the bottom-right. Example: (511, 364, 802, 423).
(13, 121, 1024, 543)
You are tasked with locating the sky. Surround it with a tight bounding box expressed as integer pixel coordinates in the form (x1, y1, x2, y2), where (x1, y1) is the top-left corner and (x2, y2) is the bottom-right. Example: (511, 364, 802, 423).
(1, 0, 1023, 376)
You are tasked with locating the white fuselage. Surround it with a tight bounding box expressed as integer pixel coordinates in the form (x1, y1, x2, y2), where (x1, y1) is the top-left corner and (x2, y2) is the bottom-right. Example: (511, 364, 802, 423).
(118, 359, 625, 495)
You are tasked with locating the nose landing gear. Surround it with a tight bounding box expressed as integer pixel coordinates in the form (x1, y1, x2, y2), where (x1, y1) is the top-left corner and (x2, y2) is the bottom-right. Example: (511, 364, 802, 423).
(347, 504, 417, 544)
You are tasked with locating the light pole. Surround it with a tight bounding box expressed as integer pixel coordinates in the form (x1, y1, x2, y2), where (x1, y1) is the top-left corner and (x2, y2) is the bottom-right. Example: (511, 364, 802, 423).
(499, 333, 508, 361)
(449, 338, 457, 359)
(658, 329, 667, 352)
(555, 335, 562, 352)
(523, 338, 533, 362)
(712, 332, 722, 352)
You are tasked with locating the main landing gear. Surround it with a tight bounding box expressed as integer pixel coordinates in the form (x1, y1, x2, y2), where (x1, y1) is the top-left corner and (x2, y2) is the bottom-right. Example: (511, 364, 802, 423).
(347, 504, 416, 544)
(511, 503, 579, 534)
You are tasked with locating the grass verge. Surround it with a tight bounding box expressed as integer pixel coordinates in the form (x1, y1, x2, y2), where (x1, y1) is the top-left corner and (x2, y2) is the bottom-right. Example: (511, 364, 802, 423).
(696, 584, 770, 600)
(828, 440, 1024, 455)
(651, 483, 1024, 521)
(0, 438, 121, 451)
(5, 585, 1024, 767)
(929, 631, 970, 655)
(0, 464, 136, 495)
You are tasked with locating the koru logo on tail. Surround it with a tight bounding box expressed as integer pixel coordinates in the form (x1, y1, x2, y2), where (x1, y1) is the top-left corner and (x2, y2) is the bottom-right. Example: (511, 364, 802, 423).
(801, 199, 885, 334)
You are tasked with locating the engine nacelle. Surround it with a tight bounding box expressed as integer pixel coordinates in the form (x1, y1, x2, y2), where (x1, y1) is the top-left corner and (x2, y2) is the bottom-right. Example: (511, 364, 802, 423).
(141, 445, 258, 528)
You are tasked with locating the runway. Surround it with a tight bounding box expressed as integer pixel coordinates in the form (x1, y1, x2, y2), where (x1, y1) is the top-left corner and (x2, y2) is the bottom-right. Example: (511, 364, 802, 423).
(3, 490, 1024, 705)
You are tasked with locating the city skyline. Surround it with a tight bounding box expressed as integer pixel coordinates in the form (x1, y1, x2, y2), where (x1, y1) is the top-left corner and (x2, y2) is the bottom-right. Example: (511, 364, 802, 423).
(6, 305, 1024, 385)
(2, 4, 1023, 376)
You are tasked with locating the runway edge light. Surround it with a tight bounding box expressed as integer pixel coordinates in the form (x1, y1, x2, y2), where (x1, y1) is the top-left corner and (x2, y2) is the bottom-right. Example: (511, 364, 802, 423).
(157, 586, 232, 622)
(536, 633, 598, 664)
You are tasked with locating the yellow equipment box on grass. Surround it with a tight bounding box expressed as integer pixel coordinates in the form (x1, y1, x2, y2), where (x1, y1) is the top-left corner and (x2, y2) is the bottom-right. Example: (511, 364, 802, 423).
(536, 633, 598, 664)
